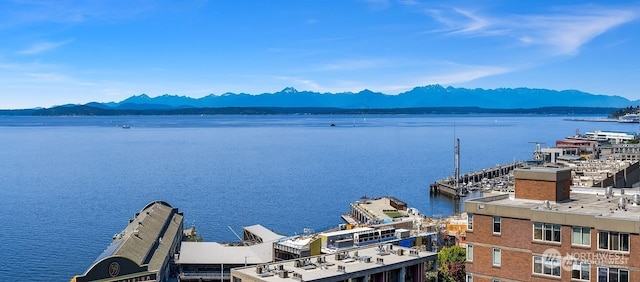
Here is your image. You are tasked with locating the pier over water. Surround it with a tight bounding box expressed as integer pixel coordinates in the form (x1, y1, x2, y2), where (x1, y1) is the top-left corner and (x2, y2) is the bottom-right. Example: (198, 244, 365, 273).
(430, 161, 526, 198)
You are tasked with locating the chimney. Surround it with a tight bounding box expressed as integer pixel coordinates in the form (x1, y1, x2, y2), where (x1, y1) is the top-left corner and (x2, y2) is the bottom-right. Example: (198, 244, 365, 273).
(514, 167, 572, 202)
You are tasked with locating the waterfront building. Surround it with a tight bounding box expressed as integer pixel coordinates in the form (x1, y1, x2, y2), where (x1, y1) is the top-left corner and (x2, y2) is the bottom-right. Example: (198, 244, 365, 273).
(540, 147, 579, 164)
(584, 130, 636, 144)
(230, 243, 437, 282)
(348, 197, 408, 225)
(71, 201, 184, 282)
(555, 139, 598, 158)
(175, 224, 283, 282)
(612, 143, 640, 162)
(445, 213, 469, 247)
(465, 167, 640, 281)
(273, 234, 323, 262)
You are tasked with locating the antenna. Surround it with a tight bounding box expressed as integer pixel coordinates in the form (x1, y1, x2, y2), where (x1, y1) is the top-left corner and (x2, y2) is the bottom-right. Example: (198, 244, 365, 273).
(228, 226, 248, 245)
(455, 138, 460, 194)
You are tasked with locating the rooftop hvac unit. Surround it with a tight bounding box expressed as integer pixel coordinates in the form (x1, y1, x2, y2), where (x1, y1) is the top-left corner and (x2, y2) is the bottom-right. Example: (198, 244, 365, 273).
(618, 197, 627, 210)
(633, 194, 640, 206)
(256, 266, 263, 274)
(606, 186, 614, 198)
(278, 264, 284, 271)
(278, 271, 288, 278)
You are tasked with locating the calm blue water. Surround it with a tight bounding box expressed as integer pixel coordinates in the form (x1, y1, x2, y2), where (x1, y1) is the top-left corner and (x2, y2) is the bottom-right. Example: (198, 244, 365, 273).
(0, 115, 636, 281)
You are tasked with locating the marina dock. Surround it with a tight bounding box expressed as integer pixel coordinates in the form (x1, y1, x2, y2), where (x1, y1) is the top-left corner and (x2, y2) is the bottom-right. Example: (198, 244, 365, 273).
(430, 161, 526, 197)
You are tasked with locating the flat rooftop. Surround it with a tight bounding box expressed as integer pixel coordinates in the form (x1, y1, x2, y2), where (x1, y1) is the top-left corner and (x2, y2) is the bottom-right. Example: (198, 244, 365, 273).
(468, 187, 640, 221)
(232, 244, 436, 281)
(353, 197, 407, 221)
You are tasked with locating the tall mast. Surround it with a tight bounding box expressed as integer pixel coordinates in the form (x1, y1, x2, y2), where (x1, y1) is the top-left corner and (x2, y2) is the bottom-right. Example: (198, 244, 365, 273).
(455, 138, 460, 195)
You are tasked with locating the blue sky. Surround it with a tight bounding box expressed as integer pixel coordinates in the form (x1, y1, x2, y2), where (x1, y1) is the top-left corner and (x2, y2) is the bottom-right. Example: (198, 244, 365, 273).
(1, 0, 639, 109)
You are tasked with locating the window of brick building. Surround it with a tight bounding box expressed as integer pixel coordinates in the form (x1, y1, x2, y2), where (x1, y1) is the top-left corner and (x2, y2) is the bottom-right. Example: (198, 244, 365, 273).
(597, 267, 629, 282)
(533, 223, 561, 242)
(572, 226, 591, 246)
(598, 231, 630, 252)
(572, 261, 590, 281)
(493, 216, 501, 234)
(467, 214, 473, 231)
(466, 244, 473, 262)
(492, 248, 501, 266)
(533, 255, 560, 277)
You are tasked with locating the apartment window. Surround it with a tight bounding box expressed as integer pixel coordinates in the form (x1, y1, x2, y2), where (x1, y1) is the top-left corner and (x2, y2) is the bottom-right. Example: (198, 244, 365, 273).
(492, 248, 501, 266)
(598, 231, 630, 252)
(466, 274, 473, 282)
(572, 261, 590, 281)
(467, 213, 473, 230)
(533, 223, 561, 242)
(597, 267, 629, 282)
(533, 255, 561, 277)
(466, 244, 473, 262)
(572, 227, 591, 246)
(493, 216, 501, 234)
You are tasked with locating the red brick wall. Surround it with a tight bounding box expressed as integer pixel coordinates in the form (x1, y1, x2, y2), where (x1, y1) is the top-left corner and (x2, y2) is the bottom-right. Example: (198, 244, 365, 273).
(467, 214, 640, 281)
(515, 179, 555, 201)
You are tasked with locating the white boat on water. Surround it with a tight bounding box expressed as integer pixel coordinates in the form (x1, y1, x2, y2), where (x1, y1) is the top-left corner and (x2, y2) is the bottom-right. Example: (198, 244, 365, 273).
(618, 113, 640, 123)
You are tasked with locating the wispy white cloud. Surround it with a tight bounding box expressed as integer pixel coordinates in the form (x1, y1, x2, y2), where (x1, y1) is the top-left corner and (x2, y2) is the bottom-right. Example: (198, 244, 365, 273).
(420, 65, 511, 85)
(424, 5, 639, 56)
(515, 9, 638, 55)
(448, 8, 492, 34)
(17, 39, 73, 55)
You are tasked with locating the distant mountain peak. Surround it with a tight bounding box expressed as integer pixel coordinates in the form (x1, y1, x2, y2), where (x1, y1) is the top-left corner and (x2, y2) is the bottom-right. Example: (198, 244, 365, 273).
(280, 87, 299, 94)
(89, 85, 634, 110)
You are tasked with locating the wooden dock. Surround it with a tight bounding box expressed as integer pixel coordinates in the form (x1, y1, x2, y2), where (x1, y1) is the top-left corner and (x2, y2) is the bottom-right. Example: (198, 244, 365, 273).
(430, 161, 526, 198)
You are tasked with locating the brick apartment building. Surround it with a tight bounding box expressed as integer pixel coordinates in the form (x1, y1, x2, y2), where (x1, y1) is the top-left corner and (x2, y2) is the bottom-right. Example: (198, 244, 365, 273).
(465, 167, 639, 282)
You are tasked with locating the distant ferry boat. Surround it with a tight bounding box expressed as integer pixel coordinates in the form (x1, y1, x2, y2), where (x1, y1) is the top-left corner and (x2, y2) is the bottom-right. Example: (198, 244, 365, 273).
(618, 113, 640, 123)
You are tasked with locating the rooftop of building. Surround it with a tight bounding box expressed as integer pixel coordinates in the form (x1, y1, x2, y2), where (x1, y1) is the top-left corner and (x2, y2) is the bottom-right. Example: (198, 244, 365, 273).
(232, 244, 436, 281)
(176, 224, 284, 265)
(467, 187, 640, 221)
(74, 201, 184, 281)
(351, 197, 411, 223)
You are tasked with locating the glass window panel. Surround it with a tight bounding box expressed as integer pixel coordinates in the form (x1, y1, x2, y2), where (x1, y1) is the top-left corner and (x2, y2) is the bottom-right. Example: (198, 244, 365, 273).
(582, 263, 590, 280)
(599, 232, 609, 249)
(573, 227, 582, 244)
(544, 262, 552, 275)
(620, 270, 629, 282)
(611, 233, 620, 250)
(553, 225, 561, 242)
(534, 223, 543, 240)
(533, 256, 542, 274)
(545, 225, 552, 241)
(610, 268, 618, 282)
(621, 234, 629, 252)
(552, 259, 560, 276)
(598, 268, 607, 282)
(582, 228, 591, 245)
